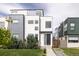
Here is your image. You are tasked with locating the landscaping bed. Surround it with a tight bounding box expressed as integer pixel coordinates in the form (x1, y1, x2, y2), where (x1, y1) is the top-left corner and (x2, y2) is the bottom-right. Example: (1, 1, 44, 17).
(0, 49, 45, 56)
(62, 48, 79, 56)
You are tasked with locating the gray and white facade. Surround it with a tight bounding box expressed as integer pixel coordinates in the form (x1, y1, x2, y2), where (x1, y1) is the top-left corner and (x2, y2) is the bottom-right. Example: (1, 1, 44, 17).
(0, 9, 53, 48)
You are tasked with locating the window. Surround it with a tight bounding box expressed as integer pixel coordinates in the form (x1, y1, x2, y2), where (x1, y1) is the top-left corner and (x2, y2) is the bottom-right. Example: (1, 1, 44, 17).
(64, 24, 67, 31)
(68, 37, 78, 43)
(70, 23, 75, 27)
(28, 20, 33, 24)
(70, 23, 75, 30)
(35, 34, 38, 40)
(13, 34, 19, 38)
(68, 40, 78, 43)
(13, 20, 19, 23)
(35, 20, 38, 24)
(35, 26, 38, 30)
(45, 21, 51, 28)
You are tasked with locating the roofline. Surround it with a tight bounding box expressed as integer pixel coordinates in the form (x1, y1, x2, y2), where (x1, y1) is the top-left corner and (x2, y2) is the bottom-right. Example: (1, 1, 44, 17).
(10, 9, 44, 11)
(67, 17, 79, 19)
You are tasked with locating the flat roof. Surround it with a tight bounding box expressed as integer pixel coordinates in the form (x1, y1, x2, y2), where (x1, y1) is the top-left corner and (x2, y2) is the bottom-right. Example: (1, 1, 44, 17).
(10, 9, 44, 11)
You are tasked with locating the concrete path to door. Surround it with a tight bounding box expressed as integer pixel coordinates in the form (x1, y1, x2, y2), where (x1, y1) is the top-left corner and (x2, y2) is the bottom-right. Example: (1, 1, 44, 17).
(46, 45, 56, 56)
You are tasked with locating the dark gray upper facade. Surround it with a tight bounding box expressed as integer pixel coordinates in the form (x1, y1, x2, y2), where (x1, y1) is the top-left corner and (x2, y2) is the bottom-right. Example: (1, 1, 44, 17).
(8, 14, 25, 40)
(58, 17, 79, 38)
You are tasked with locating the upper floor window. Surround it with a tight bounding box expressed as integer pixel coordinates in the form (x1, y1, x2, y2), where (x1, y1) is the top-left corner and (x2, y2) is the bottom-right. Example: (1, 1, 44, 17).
(28, 20, 33, 24)
(70, 23, 75, 30)
(64, 24, 67, 31)
(35, 20, 38, 24)
(45, 21, 51, 28)
(35, 26, 38, 30)
(70, 23, 75, 27)
(13, 20, 19, 23)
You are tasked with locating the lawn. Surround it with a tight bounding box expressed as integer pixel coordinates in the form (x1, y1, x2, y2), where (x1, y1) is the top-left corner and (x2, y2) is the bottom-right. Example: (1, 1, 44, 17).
(62, 48, 79, 56)
(0, 49, 45, 56)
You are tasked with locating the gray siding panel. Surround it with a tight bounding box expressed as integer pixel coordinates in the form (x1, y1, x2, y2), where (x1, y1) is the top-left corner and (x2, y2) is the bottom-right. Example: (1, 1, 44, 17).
(8, 14, 25, 40)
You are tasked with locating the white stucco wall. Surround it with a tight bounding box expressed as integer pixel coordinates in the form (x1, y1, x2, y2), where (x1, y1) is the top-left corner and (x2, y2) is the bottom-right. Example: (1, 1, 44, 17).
(67, 43, 79, 48)
(40, 17, 52, 31)
(25, 16, 39, 41)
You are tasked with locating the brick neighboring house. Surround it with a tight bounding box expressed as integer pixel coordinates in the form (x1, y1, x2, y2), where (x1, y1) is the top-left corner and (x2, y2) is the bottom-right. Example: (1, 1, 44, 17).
(58, 17, 79, 48)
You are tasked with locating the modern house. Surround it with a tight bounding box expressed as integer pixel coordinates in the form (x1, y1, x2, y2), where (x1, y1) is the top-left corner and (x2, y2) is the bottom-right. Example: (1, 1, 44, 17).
(58, 17, 79, 48)
(0, 9, 53, 48)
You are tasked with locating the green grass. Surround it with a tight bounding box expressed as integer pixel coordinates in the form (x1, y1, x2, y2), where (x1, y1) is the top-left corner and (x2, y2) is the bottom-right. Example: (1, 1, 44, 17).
(0, 49, 45, 56)
(62, 48, 79, 56)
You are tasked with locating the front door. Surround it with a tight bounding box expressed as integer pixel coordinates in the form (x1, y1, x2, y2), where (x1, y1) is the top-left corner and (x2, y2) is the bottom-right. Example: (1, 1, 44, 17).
(44, 34, 51, 45)
(47, 34, 51, 45)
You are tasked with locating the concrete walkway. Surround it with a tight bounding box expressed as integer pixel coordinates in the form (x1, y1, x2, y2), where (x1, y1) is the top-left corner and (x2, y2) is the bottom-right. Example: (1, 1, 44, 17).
(53, 48, 67, 56)
(46, 45, 56, 56)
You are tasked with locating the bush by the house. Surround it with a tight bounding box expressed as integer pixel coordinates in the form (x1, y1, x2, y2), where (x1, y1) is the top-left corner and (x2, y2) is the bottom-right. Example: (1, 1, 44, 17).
(27, 34, 39, 49)
(7, 37, 19, 49)
(0, 28, 11, 48)
(8, 37, 27, 49)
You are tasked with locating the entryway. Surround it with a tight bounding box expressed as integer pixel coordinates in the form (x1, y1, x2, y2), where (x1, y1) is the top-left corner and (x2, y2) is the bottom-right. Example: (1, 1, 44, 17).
(44, 34, 51, 45)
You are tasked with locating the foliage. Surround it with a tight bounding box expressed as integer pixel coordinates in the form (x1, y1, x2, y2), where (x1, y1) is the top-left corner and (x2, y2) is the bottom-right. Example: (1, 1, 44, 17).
(8, 37, 27, 49)
(0, 49, 44, 56)
(7, 37, 19, 49)
(0, 28, 11, 48)
(27, 34, 38, 49)
(62, 48, 79, 56)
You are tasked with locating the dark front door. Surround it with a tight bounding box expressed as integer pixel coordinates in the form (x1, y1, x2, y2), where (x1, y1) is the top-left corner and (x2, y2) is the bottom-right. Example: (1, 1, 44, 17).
(47, 34, 51, 45)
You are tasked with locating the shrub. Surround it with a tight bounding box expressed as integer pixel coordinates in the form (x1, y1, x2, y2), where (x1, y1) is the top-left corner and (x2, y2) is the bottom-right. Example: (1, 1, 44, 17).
(0, 28, 11, 48)
(26, 34, 38, 49)
(8, 37, 19, 49)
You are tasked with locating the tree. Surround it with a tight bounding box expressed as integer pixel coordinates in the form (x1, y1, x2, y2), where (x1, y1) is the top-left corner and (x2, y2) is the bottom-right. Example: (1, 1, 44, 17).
(27, 34, 38, 49)
(0, 28, 11, 48)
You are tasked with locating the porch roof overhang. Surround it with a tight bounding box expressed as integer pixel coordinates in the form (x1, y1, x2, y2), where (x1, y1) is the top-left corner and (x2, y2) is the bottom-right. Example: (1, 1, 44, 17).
(40, 31, 52, 33)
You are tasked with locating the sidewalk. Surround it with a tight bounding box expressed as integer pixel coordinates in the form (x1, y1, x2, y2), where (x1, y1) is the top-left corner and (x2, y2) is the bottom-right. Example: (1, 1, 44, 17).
(53, 48, 67, 56)
(46, 46, 56, 56)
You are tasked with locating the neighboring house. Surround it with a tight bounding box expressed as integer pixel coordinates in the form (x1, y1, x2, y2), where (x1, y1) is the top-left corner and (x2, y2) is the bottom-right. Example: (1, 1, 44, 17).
(7, 9, 53, 48)
(58, 17, 79, 48)
(53, 27, 59, 40)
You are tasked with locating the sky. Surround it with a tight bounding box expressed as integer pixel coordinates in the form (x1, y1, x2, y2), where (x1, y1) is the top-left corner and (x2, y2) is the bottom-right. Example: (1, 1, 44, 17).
(0, 3, 79, 32)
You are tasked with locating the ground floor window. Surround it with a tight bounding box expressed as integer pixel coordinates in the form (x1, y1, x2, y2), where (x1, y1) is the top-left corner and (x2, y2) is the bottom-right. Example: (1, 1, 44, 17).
(68, 40, 78, 43)
(13, 34, 19, 38)
(68, 37, 79, 43)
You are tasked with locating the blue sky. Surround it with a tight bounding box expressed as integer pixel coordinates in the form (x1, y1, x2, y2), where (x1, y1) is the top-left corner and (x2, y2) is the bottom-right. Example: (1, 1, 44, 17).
(0, 3, 48, 16)
(1, 3, 79, 32)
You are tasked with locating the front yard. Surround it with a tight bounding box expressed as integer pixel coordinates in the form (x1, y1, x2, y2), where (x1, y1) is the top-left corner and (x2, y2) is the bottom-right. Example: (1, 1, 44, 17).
(0, 49, 45, 56)
(62, 48, 79, 56)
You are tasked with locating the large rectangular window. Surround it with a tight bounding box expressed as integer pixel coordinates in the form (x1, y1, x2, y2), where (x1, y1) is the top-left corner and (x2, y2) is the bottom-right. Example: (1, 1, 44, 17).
(45, 21, 51, 28)
(28, 20, 33, 24)
(70, 23, 75, 30)
(68, 37, 78, 43)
